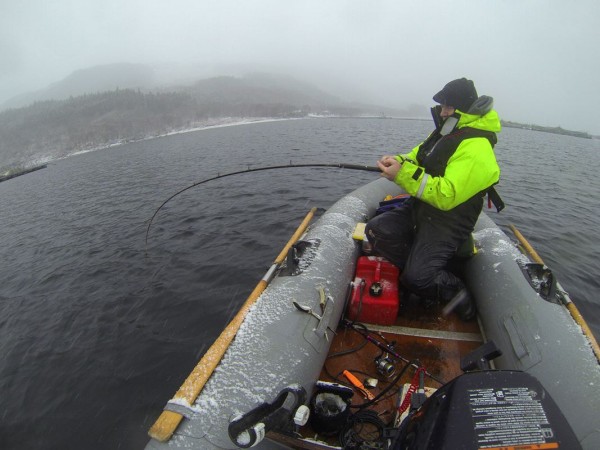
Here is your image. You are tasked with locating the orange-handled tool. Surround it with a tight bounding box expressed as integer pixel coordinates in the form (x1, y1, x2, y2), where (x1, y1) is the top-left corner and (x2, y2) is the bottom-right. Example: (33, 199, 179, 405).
(343, 370, 375, 400)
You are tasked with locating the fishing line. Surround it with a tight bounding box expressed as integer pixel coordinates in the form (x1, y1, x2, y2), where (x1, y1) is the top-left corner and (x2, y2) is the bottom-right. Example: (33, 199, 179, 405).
(145, 162, 380, 252)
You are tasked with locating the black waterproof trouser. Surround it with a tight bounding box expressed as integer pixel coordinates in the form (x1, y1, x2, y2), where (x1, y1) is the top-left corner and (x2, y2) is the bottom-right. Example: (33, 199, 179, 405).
(365, 201, 472, 303)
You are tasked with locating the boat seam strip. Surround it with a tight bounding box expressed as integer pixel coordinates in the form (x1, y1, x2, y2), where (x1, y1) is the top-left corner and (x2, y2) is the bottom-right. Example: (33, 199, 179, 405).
(360, 323, 483, 342)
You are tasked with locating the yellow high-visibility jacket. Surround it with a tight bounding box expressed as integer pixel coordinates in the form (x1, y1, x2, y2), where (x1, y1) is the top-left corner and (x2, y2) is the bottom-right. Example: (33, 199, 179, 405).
(394, 107, 501, 212)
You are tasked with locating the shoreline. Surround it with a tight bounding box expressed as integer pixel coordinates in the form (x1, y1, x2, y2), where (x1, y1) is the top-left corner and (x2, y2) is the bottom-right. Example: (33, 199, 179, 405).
(62, 115, 428, 161)
(0, 163, 47, 183)
(7, 115, 591, 172)
(67, 116, 296, 160)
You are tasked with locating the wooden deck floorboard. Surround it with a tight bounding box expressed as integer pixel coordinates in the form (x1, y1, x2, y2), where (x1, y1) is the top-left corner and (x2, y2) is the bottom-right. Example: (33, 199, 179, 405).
(283, 295, 484, 448)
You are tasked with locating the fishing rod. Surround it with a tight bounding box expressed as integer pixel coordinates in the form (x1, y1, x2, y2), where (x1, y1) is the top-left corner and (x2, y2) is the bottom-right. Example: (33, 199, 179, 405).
(343, 320, 446, 385)
(144, 162, 380, 251)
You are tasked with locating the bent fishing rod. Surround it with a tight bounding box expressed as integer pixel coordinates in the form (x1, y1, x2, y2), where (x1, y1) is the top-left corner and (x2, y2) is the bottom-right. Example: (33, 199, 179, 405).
(145, 162, 381, 252)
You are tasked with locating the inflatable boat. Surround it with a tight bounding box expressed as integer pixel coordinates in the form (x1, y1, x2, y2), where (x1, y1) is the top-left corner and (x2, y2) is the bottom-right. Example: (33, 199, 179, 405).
(146, 178, 600, 449)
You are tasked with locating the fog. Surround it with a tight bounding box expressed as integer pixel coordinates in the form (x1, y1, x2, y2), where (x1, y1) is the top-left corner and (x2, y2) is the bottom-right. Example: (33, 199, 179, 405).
(2, 0, 599, 133)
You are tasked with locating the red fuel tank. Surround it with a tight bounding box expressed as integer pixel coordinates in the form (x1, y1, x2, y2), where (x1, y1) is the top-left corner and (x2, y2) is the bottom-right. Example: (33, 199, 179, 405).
(347, 256, 400, 326)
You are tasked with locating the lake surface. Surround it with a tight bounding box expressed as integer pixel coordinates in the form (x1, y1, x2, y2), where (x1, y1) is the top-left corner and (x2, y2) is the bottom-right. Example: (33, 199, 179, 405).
(1, 118, 598, 449)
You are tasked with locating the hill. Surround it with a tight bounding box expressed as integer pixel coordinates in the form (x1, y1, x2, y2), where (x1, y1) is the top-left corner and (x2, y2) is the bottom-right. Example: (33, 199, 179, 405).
(1, 63, 156, 110)
(0, 69, 410, 170)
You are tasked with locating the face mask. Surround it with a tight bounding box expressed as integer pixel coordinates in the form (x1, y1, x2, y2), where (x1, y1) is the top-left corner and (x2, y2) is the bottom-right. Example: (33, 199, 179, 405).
(440, 115, 459, 136)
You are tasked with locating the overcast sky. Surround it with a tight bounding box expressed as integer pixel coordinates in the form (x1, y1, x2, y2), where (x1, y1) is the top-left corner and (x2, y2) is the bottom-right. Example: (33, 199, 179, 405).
(2, 0, 599, 133)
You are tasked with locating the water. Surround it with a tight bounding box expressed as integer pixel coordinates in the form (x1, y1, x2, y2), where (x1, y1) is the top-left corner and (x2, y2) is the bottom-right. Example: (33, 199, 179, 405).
(0, 118, 598, 449)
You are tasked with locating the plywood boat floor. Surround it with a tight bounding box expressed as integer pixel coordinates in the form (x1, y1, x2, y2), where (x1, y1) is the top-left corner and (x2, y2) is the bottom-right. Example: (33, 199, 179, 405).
(276, 295, 484, 448)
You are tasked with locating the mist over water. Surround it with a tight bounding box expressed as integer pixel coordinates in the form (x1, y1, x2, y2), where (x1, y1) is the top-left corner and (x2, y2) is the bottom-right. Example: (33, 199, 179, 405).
(3, 1, 600, 134)
(0, 118, 598, 449)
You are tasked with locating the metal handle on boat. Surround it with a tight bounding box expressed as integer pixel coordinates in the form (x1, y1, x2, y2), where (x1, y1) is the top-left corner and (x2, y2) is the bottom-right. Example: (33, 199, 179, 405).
(292, 300, 337, 337)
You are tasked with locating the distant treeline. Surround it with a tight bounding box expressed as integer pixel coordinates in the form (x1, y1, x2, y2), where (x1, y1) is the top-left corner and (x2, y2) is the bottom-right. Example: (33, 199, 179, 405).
(0, 90, 199, 163)
(0, 77, 368, 169)
(501, 120, 592, 139)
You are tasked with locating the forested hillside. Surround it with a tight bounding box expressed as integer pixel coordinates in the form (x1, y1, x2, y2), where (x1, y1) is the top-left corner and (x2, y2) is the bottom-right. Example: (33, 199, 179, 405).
(0, 74, 400, 171)
(1, 90, 197, 165)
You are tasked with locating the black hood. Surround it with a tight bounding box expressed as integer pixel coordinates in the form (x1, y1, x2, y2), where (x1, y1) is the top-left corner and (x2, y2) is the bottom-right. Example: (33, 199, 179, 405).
(433, 78, 478, 112)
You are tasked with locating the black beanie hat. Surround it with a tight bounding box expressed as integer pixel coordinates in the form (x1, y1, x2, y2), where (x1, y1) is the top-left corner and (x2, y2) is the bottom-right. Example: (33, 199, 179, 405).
(433, 78, 478, 112)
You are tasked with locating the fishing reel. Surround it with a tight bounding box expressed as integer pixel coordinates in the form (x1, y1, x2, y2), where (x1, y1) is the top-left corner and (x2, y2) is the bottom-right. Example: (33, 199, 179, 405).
(374, 351, 396, 377)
